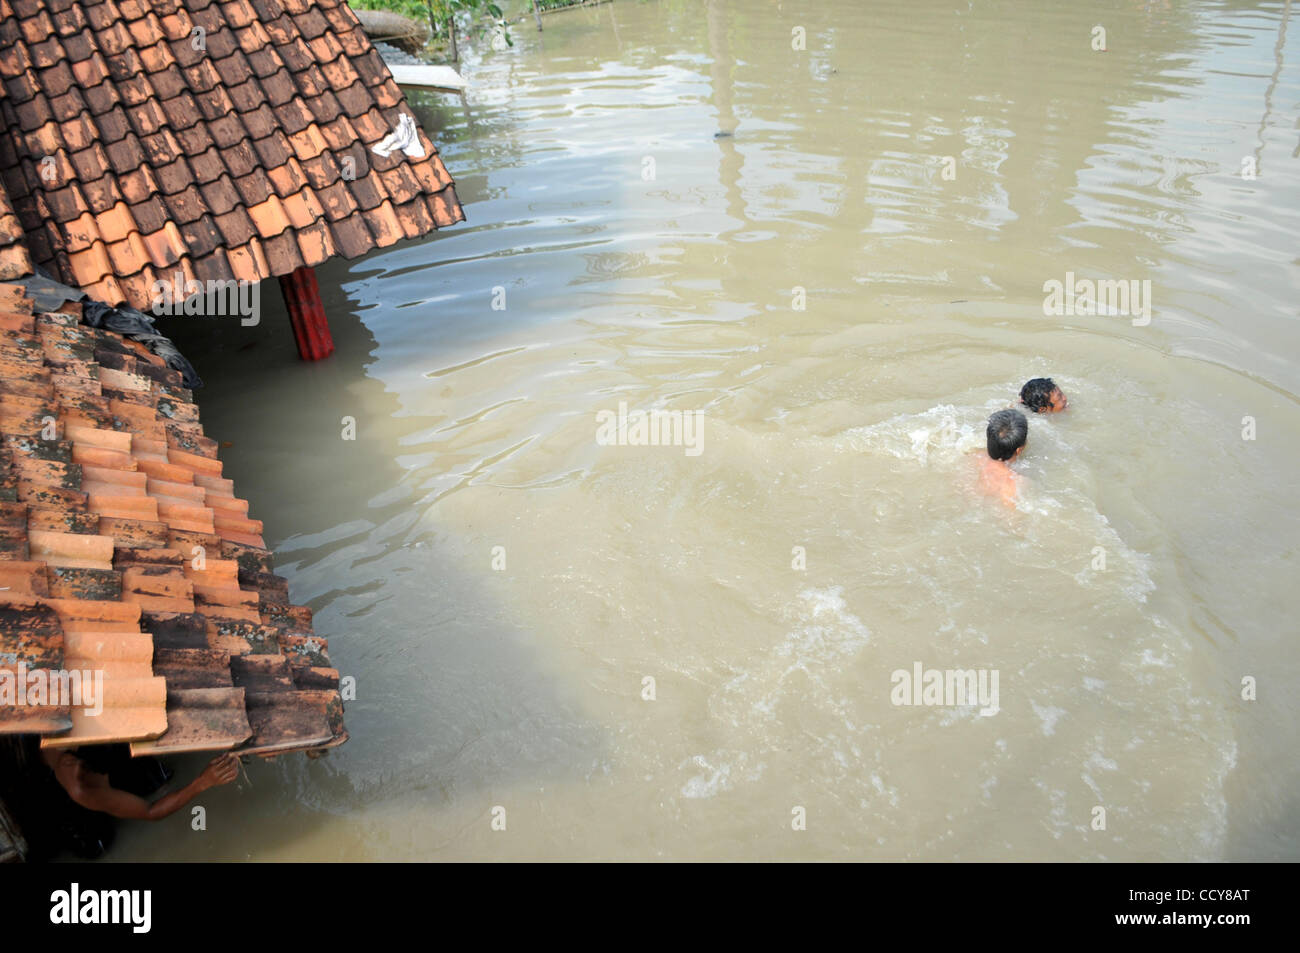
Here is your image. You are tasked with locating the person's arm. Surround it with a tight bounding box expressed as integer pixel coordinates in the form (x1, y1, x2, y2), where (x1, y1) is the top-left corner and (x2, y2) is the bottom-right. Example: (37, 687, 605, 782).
(63, 754, 240, 821)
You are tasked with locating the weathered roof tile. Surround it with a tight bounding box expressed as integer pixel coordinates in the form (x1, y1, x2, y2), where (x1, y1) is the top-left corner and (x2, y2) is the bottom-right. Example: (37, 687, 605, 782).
(0, 281, 346, 753)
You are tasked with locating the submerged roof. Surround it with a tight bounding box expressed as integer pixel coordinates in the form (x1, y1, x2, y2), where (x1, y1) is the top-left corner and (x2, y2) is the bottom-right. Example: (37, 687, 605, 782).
(0, 281, 346, 755)
(0, 0, 464, 309)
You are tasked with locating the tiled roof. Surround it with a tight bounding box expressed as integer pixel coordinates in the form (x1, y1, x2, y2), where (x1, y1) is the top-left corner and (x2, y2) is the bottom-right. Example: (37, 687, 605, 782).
(0, 176, 33, 282)
(0, 0, 464, 310)
(0, 281, 347, 755)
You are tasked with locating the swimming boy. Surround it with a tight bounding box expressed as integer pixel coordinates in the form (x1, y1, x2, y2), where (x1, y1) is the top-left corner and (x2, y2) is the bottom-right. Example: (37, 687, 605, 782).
(1019, 377, 1067, 413)
(979, 408, 1028, 504)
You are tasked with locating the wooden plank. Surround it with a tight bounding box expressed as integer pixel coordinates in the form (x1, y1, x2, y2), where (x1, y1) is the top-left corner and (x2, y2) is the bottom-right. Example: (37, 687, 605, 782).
(387, 64, 468, 92)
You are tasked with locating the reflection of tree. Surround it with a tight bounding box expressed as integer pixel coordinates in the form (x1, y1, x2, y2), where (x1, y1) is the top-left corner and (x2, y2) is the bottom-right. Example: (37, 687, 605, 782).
(689, 0, 1209, 265)
(706, 0, 746, 237)
(1256, 0, 1293, 167)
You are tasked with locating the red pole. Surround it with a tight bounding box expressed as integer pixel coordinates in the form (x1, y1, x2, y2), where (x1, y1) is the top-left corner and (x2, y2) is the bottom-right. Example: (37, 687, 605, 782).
(279, 266, 335, 361)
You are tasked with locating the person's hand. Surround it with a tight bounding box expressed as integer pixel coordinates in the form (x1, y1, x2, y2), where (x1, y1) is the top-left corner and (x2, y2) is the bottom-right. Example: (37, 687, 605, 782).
(197, 753, 240, 791)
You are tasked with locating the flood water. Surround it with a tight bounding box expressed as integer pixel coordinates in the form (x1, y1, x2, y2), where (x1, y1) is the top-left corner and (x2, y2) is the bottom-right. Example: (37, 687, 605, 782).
(119, 0, 1299, 861)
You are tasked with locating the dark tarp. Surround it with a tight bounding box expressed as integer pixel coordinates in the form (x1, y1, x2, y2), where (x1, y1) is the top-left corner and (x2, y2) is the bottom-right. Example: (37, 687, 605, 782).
(16, 269, 202, 389)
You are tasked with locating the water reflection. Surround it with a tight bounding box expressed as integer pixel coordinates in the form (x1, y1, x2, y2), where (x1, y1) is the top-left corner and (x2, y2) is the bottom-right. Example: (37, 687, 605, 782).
(125, 0, 1299, 860)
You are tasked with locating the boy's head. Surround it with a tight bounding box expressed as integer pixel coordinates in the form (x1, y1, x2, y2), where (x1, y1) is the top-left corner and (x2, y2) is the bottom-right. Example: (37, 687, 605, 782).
(1020, 377, 1067, 413)
(987, 409, 1028, 461)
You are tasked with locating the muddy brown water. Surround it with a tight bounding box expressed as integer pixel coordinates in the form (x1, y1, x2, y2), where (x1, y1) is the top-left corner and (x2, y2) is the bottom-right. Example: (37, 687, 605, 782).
(114, 0, 1298, 860)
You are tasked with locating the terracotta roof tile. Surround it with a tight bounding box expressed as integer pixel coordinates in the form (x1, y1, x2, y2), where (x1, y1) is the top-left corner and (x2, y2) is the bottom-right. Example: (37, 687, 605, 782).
(128, 194, 168, 234)
(103, 134, 140, 175)
(198, 175, 239, 216)
(378, 162, 421, 207)
(246, 193, 288, 239)
(140, 220, 187, 266)
(60, 111, 97, 151)
(290, 217, 332, 265)
(61, 26, 95, 62)
(316, 45, 357, 90)
(80, 77, 119, 115)
(197, 24, 236, 60)
(142, 41, 180, 80)
(220, 0, 256, 29)
(44, 184, 89, 224)
(173, 121, 214, 158)
(105, 48, 146, 85)
(160, 184, 208, 224)
(347, 167, 385, 212)
(206, 113, 244, 149)
(317, 114, 356, 152)
(231, 166, 272, 207)
(166, 34, 205, 69)
(179, 56, 220, 94)
(258, 67, 295, 106)
(106, 230, 151, 275)
(212, 48, 254, 89)
(125, 10, 162, 46)
(154, 154, 194, 194)
(97, 20, 135, 58)
(253, 130, 295, 169)
(291, 61, 328, 99)
(334, 27, 368, 62)
(93, 105, 131, 145)
(304, 86, 341, 125)
(372, 78, 402, 110)
(309, 175, 356, 222)
(297, 149, 339, 190)
(17, 91, 53, 129)
(117, 0, 151, 21)
(149, 62, 186, 100)
(395, 195, 434, 240)
(178, 214, 222, 258)
(238, 103, 278, 142)
(219, 140, 257, 178)
(245, 44, 286, 80)
(0, 283, 345, 753)
(156, 8, 190, 39)
(126, 97, 169, 138)
(50, 3, 88, 35)
(141, 127, 185, 168)
(116, 165, 158, 205)
(225, 75, 263, 114)
(18, 9, 54, 44)
(271, 97, 313, 136)
(37, 61, 75, 98)
(322, 213, 368, 259)
(260, 227, 303, 274)
(82, 1, 122, 32)
(212, 204, 256, 246)
(265, 156, 308, 199)
(47, 87, 85, 123)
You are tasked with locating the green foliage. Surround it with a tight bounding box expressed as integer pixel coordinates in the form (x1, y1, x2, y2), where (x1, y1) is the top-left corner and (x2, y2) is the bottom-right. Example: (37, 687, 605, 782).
(350, 0, 430, 24)
(349, 0, 514, 53)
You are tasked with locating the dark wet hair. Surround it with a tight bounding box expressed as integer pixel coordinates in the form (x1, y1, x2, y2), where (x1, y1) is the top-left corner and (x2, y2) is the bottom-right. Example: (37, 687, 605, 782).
(1020, 378, 1059, 413)
(987, 409, 1028, 461)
